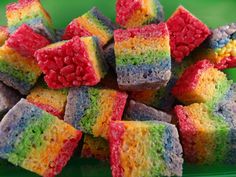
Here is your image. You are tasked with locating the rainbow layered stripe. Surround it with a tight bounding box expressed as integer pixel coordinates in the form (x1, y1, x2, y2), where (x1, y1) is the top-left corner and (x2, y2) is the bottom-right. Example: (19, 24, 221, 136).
(124, 100, 172, 123)
(35, 36, 107, 89)
(115, 23, 171, 91)
(6, 0, 55, 41)
(0, 99, 82, 177)
(172, 60, 232, 106)
(27, 79, 68, 119)
(0, 27, 9, 46)
(194, 23, 236, 69)
(175, 91, 236, 164)
(0, 25, 49, 95)
(109, 121, 183, 177)
(64, 87, 127, 139)
(0, 82, 21, 117)
(81, 134, 109, 161)
(63, 7, 116, 46)
(116, 0, 164, 28)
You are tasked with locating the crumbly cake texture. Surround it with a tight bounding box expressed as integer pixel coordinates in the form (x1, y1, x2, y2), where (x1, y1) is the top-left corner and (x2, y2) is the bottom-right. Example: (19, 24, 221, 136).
(35, 36, 108, 89)
(172, 60, 232, 106)
(0, 99, 82, 177)
(64, 87, 127, 139)
(193, 23, 236, 69)
(175, 99, 236, 164)
(114, 23, 171, 91)
(26, 79, 68, 119)
(81, 134, 109, 161)
(0, 82, 21, 117)
(167, 6, 211, 62)
(124, 100, 172, 123)
(109, 121, 183, 177)
(6, 0, 56, 41)
(0, 27, 9, 46)
(116, 0, 164, 28)
(0, 24, 49, 95)
(63, 7, 116, 46)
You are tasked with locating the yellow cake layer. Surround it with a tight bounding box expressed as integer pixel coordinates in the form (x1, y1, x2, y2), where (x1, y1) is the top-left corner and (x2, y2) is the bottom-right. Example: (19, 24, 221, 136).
(177, 68, 227, 104)
(125, 0, 156, 28)
(92, 90, 117, 139)
(27, 86, 67, 111)
(184, 103, 216, 163)
(115, 36, 170, 56)
(76, 16, 111, 46)
(81, 37, 105, 80)
(22, 118, 78, 176)
(120, 121, 151, 177)
(0, 45, 41, 75)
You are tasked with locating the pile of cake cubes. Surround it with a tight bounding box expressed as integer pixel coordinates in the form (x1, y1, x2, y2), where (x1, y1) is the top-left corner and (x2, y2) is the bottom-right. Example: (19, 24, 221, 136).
(0, 0, 235, 177)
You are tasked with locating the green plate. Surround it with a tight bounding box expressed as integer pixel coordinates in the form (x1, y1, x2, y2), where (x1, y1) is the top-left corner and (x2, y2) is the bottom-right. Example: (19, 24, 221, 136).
(0, 0, 236, 176)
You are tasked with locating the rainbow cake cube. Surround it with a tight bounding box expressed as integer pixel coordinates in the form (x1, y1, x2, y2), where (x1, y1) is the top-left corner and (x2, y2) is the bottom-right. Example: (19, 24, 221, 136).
(109, 121, 183, 177)
(81, 134, 109, 161)
(62, 7, 116, 46)
(26, 79, 68, 119)
(0, 82, 21, 117)
(0, 27, 9, 46)
(115, 23, 171, 91)
(0, 99, 82, 177)
(64, 87, 127, 139)
(172, 60, 231, 105)
(0, 24, 49, 95)
(194, 22, 236, 69)
(175, 99, 236, 164)
(116, 0, 164, 28)
(167, 6, 210, 62)
(6, 0, 56, 41)
(124, 100, 172, 123)
(35, 36, 107, 89)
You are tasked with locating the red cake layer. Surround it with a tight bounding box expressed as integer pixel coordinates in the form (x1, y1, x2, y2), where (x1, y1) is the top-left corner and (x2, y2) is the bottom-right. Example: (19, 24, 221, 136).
(43, 131, 82, 177)
(62, 20, 92, 40)
(172, 60, 213, 97)
(174, 106, 197, 163)
(28, 100, 64, 119)
(35, 36, 98, 89)
(116, 0, 141, 27)
(167, 6, 210, 62)
(0, 26, 8, 33)
(7, 0, 38, 11)
(215, 56, 236, 70)
(114, 23, 168, 42)
(111, 92, 128, 121)
(7, 24, 50, 57)
(109, 121, 125, 177)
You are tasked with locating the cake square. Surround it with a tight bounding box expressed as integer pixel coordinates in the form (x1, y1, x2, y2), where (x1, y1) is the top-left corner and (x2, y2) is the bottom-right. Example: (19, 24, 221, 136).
(81, 134, 109, 161)
(116, 0, 164, 28)
(194, 22, 236, 69)
(114, 23, 171, 91)
(172, 60, 232, 105)
(26, 79, 68, 119)
(109, 121, 183, 177)
(0, 82, 21, 117)
(62, 7, 116, 46)
(124, 100, 172, 123)
(167, 6, 210, 62)
(0, 99, 82, 177)
(64, 87, 127, 139)
(6, 0, 56, 41)
(35, 36, 108, 89)
(175, 101, 236, 164)
(0, 27, 9, 46)
(0, 24, 49, 95)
